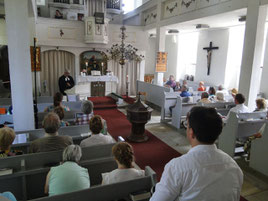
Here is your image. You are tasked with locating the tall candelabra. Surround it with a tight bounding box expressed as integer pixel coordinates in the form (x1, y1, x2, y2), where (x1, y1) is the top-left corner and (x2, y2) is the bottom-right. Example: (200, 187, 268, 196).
(107, 26, 144, 97)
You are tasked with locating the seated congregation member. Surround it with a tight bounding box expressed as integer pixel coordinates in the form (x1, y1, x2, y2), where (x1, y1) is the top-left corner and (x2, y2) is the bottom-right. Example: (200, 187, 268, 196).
(224, 93, 250, 122)
(76, 100, 94, 125)
(0, 192, 17, 201)
(217, 84, 229, 96)
(254, 98, 267, 112)
(197, 81, 206, 91)
(199, 92, 211, 104)
(229, 88, 238, 102)
(30, 113, 73, 153)
(80, 115, 114, 148)
(0, 127, 16, 157)
(180, 85, 191, 97)
(164, 75, 176, 88)
(150, 107, 243, 201)
(102, 142, 144, 185)
(215, 91, 225, 102)
(208, 86, 216, 102)
(45, 145, 89, 196)
(44, 92, 70, 112)
(54, 106, 69, 127)
(173, 82, 181, 92)
(76, 100, 107, 134)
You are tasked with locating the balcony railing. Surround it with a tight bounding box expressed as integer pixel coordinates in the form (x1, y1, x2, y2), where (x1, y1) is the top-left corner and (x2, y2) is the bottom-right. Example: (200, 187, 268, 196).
(107, 0, 121, 10)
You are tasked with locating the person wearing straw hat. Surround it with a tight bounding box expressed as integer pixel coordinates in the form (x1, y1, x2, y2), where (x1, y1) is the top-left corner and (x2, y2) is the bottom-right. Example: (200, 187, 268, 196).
(58, 69, 75, 95)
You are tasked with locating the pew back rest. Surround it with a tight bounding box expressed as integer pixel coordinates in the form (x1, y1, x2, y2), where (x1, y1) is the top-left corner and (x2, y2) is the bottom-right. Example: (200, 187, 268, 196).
(137, 81, 172, 108)
(29, 166, 157, 201)
(0, 114, 13, 124)
(38, 111, 76, 122)
(238, 111, 267, 121)
(0, 143, 114, 173)
(219, 112, 268, 157)
(37, 96, 53, 103)
(15, 124, 89, 141)
(0, 98, 11, 105)
(162, 92, 181, 117)
(199, 102, 235, 109)
(171, 96, 196, 129)
(250, 123, 268, 176)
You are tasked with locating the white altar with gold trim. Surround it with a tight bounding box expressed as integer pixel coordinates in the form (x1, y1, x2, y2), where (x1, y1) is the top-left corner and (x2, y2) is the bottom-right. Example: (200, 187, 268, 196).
(65, 75, 118, 99)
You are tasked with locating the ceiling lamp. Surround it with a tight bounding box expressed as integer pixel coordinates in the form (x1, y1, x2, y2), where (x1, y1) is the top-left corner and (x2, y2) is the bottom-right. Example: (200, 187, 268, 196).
(196, 24, 210, 29)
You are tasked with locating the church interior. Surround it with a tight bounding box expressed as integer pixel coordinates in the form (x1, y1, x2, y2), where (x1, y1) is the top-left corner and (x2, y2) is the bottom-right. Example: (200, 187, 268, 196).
(1, 0, 268, 200)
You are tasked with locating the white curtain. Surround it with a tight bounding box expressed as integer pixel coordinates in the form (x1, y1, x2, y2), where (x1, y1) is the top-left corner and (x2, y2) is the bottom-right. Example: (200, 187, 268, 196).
(109, 60, 140, 96)
(85, 0, 105, 16)
(40, 50, 75, 96)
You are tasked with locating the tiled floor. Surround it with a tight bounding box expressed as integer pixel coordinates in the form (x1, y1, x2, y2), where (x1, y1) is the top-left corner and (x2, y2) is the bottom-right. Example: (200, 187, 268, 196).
(122, 107, 268, 201)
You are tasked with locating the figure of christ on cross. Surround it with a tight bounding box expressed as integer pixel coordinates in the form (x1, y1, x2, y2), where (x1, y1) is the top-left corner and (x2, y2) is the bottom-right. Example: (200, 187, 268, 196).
(203, 41, 219, 75)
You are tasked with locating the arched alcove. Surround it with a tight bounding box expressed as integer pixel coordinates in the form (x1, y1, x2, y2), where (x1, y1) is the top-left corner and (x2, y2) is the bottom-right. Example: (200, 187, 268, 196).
(80, 50, 108, 75)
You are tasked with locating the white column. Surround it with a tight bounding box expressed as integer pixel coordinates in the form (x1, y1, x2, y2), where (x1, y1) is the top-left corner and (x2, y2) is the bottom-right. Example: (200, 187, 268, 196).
(238, 1, 267, 110)
(5, 0, 35, 131)
(154, 0, 166, 86)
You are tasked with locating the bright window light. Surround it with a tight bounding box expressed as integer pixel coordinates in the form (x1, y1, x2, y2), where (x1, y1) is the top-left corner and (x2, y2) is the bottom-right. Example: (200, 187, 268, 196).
(176, 32, 199, 80)
(122, 0, 134, 13)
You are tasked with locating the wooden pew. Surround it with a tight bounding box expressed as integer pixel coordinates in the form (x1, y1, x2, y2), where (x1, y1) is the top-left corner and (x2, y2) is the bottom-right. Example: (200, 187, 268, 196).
(161, 91, 200, 121)
(0, 114, 13, 124)
(161, 92, 181, 121)
(250, 122, 268, 177)
(29, 166, 157, 201)
(37, 101, 82, 112)
(197, 101, 235, 116)
(218, 111, 268, 157)
(12, 125, 90, 152)
(1, 143, 114, 171)
(137, 80, 173, 108)
(0, 157, 117, 201)
(0, 98, 11, 105)
(171, 96, 196, 129)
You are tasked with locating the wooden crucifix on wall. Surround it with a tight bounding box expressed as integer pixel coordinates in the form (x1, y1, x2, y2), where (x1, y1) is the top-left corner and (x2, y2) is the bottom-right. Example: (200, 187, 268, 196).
(203, 41, 219, 75)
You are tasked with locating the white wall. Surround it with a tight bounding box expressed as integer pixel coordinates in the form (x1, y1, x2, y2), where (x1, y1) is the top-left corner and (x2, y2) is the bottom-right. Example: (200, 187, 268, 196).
(0, 17, 36, 46)
(0, 19, 7, 45)
(144, 37, 156, 75)
(36, 20, 149, 82)
(195, 29, 229, 86)
(164, 35, 178, 80)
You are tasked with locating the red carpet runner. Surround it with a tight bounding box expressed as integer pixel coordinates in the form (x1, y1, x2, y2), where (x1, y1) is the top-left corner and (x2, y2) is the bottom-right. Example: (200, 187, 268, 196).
(88, 96, 117, 110)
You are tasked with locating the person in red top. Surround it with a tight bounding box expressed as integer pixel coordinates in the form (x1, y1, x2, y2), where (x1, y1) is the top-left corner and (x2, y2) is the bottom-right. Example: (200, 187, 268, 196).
(198, 81, 206, 91)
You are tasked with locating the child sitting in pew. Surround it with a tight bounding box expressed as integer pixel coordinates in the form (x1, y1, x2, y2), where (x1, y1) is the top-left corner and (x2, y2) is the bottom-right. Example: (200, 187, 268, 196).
(53, 106, 70, 127)
(45, 145, 90, 196)
(102, 142, 144, 185)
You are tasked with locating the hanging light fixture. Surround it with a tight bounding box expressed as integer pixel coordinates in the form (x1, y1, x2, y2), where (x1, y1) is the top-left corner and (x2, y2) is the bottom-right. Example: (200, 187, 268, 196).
(107, 25, 144, 67)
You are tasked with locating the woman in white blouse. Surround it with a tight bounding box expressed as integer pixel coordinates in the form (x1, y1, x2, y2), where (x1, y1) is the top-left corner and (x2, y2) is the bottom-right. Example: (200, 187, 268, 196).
(102, 142, 144, 185)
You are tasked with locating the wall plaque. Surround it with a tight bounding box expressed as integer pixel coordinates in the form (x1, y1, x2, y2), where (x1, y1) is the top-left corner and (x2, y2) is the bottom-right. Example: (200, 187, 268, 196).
(156, 52, 167, 72)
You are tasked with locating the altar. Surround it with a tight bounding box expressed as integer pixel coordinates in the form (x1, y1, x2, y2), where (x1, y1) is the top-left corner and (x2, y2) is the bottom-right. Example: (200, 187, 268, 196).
(65, 75, 118, 99)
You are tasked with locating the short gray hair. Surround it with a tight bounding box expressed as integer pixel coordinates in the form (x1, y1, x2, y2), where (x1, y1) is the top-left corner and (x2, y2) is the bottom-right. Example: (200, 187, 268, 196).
(81, 100, 93, 114)
(62, 145, 82, 163)
(42, 113, 60, 134)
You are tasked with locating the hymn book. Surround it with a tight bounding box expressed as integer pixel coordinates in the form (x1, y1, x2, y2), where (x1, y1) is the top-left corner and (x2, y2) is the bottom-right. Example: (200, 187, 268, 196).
(0, 168, 13, 176)
(129, 190, 151, 201)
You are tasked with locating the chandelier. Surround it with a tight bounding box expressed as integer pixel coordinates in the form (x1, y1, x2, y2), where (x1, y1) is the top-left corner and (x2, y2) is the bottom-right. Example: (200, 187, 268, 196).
(107, 26, 144, 66)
